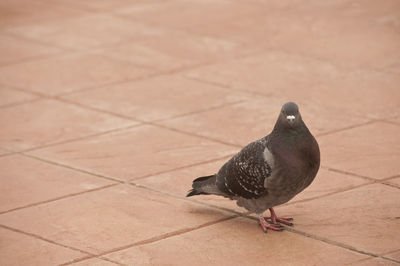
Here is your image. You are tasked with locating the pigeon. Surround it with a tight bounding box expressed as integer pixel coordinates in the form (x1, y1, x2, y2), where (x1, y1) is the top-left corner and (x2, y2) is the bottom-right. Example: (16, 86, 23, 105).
(187, 102, 320, 232)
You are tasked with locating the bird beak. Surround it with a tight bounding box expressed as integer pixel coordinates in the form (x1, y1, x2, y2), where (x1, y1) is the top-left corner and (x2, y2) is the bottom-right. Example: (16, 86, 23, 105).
(286, 115, 295, 124)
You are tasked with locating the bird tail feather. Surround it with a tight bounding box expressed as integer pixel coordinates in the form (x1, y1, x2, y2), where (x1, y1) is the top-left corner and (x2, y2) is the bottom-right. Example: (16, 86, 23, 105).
(186, 174, 219, 197)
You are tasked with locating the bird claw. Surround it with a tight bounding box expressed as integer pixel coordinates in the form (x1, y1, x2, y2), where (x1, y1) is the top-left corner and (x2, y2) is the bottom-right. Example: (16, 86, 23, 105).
(264, 217, 294, 226)
(259, 217, 285, 232)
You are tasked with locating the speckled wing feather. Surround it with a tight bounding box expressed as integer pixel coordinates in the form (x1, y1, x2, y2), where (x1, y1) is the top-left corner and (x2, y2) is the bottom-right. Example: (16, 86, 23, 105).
(216, 138, 272, 199)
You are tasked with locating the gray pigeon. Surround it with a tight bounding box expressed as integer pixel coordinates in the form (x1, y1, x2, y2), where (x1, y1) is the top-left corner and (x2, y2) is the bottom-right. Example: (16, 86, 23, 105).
(187, 102, 320, 232)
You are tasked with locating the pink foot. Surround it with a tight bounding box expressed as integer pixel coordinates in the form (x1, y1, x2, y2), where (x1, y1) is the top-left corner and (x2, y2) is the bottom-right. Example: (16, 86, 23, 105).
(258, 216, 284, 233)
(264, 208, 294, 226)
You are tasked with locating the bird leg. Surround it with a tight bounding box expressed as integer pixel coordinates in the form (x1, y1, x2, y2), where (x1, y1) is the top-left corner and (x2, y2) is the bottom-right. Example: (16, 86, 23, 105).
(258, 216, 284, 232)
(264, 208, 294, 226)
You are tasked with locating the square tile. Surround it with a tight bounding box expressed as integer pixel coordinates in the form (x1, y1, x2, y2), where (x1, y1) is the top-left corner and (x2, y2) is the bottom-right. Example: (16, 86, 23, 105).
(98, 42, 195, 72)
(0, 148, 12, 156)
(30, 124, 238, 180)
(0, 185, 233, 254)
(0, 99, 135, 151)
(100, 30, 251, 71)
(135, 162, 367, 214)
(0, 34, 61, 66)
(311, 71, 400, 119)
(190, 1, 400, 71)
(318, 121, 400, 179)
(0, 87, 38, 108)
(0, 154, 114, 213)
(351, 257, 400, 265)
(114, 0, 261, 31)
(0, 53, 153, 96)
(384, 249, 400, 261)
(290, 168, 368, 203)
(159, 97, 370, 146)
(386, 177, 400, 188)
(0, 0, 86, 29)
(7, 13, 166, 51)
(69, 257, 118, 266)
(134, 158, 245, 213)
(104, 217, 368, 265)
(62, 75, 251, 122)
(0, 227, 85, 265)
(185, 53, 400, 119)
(185, 51, 343, 95)
(277, 184, 400, 255)
(44, 0, 145, 11)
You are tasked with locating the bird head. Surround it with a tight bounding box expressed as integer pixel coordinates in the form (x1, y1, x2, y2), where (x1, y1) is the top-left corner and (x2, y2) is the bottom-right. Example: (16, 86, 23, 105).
(276, 102, 303, 129)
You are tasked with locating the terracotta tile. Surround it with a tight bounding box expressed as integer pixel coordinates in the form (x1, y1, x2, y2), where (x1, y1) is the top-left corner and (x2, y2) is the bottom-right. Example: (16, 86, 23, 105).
(276, 184, 400, 255)
(7, 13, 166, 51)
(0, 154, 114, 213)
(98, 42, 194, 72)
(114, 0, 261, 31)
(386, 177, 400, 188)
(290, 169, 368, 203)
(0, 148, 11, 156)
(0, 53, 153, 95)
(0, 185, 232, 254)
(388, 116, 400, 124)
(45, 0, 145, 11)
(351, 257, 399, 265)
(271, 2, 400, 71)
(0, 0, 86, 29)
(318, 122, 400, 179)
(62, 75, 251, 122)
(0, 99, 135, 151)
(384, 249, 400, 261)
(0, 87, 37, 108)
(0, 34, 61, 66)
(138, 30, 253, 63)
(159, 97, 369, 146)
(185, 51, 343, 95)
(191, 1, 400, 71)
(135, 162, 367, 214)
(0, 227, 85, 265)
(185, 52, 400, 119)
(70, 258, 118, 266)
(30, 125, 237, 180)
(134, 158, 245, 213)
(311, 71, 400, 119)
(100, 30, 251, 71)
(104, 217, 368, 265)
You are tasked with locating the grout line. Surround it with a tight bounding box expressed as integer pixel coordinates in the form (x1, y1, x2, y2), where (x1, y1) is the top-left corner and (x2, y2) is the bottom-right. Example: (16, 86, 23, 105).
(323, 167, 400, 189)
(99, 216, 237, 255)
(321, 166, 376, 181)
(185, 75, 276, 98)
(60, 215, 237, 266)
(380, 119, 400, 127)
(0, 224, 93, 256)
(247, 215, 400, 264)
(128, 180, 400, 263)
(0, 184, 118, 215)
(148, 99, 247, 123)
(283, 181, 376, 207)
(55, 96, 140, 120)
(20, 153, 124, 183)
(60, 254, 125, 266)
(128, 153, 235, 181)
(56, 60, 217, 98)
(315, 119, 378, 138)
(21, 122, 142, 153)
(0, 97, 43, 110)
(146, 122, 242, 148)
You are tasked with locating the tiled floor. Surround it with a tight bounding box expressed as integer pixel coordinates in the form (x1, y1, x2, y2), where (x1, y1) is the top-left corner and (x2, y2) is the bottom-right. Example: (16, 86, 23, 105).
(1, 0, 399, 265)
